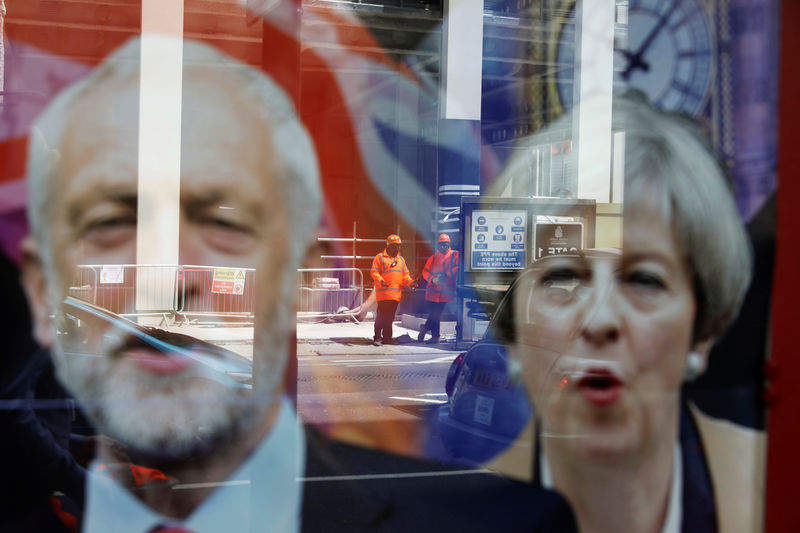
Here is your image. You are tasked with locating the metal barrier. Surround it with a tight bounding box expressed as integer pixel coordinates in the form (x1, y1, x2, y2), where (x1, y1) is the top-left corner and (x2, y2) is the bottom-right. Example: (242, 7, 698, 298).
(316, 221, 429, 270)
(175, 265, 256, 323)
(297, 268, 363, 319)
(68, 266, 99, 307)
(67, 264, 176, 317)
(67, 264, 362, 324)
(315, 222, 431, 296)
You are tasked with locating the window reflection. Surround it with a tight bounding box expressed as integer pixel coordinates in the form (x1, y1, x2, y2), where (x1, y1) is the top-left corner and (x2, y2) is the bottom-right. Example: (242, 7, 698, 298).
(0, 0, 778, 531)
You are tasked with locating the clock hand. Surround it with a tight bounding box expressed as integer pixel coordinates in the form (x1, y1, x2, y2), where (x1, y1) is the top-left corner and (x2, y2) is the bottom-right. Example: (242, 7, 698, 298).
(620, 52, 649, 81)
(634, 0, 682, 56)
(615, 37, 633, 59)
(621, 0, 682, 80)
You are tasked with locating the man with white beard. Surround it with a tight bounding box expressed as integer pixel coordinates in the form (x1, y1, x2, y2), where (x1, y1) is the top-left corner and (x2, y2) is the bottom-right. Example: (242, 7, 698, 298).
(20, 37, 576, 533)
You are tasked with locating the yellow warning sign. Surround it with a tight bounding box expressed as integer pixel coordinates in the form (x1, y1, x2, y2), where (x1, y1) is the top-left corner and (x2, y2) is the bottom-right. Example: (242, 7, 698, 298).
(212, 268, 246, 294)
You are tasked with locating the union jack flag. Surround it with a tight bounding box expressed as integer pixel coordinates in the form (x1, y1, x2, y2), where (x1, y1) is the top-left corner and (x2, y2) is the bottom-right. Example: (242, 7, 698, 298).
(0, 0, 488, 261)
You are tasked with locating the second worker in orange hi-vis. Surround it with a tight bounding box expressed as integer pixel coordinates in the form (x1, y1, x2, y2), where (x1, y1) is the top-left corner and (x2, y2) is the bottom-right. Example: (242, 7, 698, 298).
(370, 234, 415, 346)
(418, 234, 459, 344)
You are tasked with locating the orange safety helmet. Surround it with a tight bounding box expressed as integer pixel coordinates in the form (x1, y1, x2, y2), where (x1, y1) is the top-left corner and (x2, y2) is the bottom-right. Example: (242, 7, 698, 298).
(386, 234, 402, 245)
(437, 234, 451, 244)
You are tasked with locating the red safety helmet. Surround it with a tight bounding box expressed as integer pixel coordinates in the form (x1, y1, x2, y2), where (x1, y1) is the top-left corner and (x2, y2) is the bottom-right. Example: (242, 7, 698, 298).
(386, 234, 402, 245)
(437, 234, 451, 244)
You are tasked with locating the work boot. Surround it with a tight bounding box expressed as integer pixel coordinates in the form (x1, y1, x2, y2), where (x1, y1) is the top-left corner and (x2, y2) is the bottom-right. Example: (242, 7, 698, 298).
(417, 325, 427, 342)
(426, 336, 440, 344)
(373, 338, 382, 347)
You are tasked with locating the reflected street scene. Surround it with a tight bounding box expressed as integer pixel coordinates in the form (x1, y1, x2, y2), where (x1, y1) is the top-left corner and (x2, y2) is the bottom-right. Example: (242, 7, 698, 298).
(0, 0, 788, 531)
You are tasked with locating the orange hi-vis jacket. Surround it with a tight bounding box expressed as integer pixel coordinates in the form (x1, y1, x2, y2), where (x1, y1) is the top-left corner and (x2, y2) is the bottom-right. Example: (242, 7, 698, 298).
(371, 250, 414, 302)
(422, 249, 459, 303)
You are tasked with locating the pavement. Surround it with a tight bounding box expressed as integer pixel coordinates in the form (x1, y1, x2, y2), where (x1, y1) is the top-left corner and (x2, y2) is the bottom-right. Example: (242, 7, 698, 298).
(155, 316, 462, 455)
(297, 319, 459, 356)
(293, 319, 461, 455)
(163, 316, 461, 360)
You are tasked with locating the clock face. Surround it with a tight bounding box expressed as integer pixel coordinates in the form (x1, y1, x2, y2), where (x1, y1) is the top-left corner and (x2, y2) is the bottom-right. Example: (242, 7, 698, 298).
(554, 0, 714, 116)
(622, 0, 714, 114)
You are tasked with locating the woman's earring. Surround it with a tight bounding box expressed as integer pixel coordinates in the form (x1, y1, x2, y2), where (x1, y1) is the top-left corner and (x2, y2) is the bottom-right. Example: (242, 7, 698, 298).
(685, 351, 704, 381)
(508, 358, 523, 386)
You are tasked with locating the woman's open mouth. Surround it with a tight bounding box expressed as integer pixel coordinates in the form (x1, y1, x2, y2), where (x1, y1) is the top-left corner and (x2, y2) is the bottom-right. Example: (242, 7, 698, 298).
(577, 369, 623, 406)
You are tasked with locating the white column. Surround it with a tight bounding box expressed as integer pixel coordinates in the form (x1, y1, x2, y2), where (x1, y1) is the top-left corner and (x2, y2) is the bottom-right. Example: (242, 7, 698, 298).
(611, 131, 625, 203)
(571, 0, 615, 202)
(136, 0, 184, 311)
(441, 0, 484, 120)
(0, 0, 6, 105)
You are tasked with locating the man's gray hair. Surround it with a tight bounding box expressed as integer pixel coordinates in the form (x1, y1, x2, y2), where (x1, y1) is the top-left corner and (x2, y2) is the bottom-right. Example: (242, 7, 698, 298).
(27, 37, 322, 271)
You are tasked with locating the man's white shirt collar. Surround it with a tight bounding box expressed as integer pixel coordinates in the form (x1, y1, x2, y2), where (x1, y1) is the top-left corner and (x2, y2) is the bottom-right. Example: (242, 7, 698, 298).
(85, 398, 305, 533)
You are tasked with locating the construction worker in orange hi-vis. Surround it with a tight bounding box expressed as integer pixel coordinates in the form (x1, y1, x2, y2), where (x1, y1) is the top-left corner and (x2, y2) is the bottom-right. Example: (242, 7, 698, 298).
(370, 234, 415, 346)
(418, 233, 459, 344)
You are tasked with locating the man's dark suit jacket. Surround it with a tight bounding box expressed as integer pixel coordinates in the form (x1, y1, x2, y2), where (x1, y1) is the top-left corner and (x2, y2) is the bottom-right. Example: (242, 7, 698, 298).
(303, 429, 577, 533)
(1, 253, 87, 532)
(1, 406, 576, 533)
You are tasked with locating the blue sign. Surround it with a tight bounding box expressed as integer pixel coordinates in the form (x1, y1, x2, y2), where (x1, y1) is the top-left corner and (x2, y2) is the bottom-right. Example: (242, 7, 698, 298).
(470, 209, 527, 270)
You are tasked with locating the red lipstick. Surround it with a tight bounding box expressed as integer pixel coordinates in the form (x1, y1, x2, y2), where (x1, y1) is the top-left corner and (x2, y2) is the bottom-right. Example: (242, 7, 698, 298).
(577, 368, 622, 406)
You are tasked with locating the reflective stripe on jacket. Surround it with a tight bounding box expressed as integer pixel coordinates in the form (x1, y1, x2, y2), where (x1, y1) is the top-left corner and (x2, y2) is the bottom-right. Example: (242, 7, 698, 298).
(370, 250, 413, 302)
(422, 250, 459, 303)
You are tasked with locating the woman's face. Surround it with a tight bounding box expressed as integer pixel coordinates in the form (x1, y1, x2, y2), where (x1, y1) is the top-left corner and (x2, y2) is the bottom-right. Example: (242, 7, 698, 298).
(510, 210, 703, 458)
